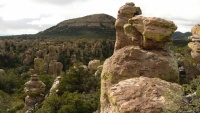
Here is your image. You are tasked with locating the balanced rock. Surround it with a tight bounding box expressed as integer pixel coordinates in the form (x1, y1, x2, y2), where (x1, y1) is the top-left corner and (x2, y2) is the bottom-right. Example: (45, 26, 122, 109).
(114, 2, 142, 52)
(124, 16, 177, 49)
(24, 74, 46, 112)
(101, 76, 182, 113)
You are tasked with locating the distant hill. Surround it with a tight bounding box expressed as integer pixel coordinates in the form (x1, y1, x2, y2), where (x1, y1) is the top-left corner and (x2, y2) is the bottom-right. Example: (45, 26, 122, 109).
(172, 31, 192, 40)
(37, 13, 116, 39)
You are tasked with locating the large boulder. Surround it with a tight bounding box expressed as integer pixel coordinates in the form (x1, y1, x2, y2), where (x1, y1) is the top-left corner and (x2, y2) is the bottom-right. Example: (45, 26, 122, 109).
(101, 76, 182, 113)
(124, 16, 177, 49)
(102, 46, 179, 84)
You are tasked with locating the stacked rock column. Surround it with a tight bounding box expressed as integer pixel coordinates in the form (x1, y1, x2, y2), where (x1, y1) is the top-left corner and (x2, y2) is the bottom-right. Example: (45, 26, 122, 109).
(114, 2, 142, 52)
(24, 74, 46, 112)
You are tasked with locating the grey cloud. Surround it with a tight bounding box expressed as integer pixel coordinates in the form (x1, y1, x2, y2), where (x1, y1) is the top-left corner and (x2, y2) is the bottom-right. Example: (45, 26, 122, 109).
(31, 0, 89, 5)
(164, 17, 200, 32)
(0, 17, 52, 35)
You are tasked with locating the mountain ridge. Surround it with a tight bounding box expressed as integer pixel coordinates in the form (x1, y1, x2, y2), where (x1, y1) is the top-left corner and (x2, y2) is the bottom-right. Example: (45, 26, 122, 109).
(37, 13, 116, 39)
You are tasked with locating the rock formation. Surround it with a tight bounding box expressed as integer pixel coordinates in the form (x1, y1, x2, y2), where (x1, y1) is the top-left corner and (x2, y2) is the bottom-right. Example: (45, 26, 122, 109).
(101, 2, 180, 113)
(191, 24, 200, 37)
(114, 2, 177, 51)
(188, 24, 200, 63)
(48, 60, 63, 76)
(88, 60, 101, 71)
(49, 76, 61, 95)
(125, 16, 177, 49)
(114, 2, 142, 52)
(24, 74, 46, 112)
(23, 50, 34, 65)
(34, 57, 45, 74)
(102, 76, 182, 113)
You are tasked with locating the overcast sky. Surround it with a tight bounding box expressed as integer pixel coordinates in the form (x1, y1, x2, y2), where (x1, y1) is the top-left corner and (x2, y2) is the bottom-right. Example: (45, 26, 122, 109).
(0, 0, 200, 36)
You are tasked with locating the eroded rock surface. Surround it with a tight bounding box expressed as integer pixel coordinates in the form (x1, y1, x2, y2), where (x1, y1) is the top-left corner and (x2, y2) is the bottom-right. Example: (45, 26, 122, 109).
(125, 16, 177, 49)
(101, 76, 182, 113)
(102, 46, 179, 84)
(188, 24, 200, 63)
(191, 24, 200, 37)
(114, 2, 142, 52)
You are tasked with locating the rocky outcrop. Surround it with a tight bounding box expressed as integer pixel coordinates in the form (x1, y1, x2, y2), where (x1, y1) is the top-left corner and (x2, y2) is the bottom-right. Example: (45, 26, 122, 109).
(101, 2, 180, 113)
(49, 76, 61, 95)
(114, 2, 142, 52)
(88, 60, 101, 71)
(188, 24, 200, 63)
(102, 76, 182, 113)
(24, 74, 46, 112)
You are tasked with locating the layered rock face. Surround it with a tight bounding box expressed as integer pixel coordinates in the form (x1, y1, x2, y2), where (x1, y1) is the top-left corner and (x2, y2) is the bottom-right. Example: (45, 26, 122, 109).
(188, 24, 200, 63)
(101, 2, 180, 113)
(24, 74, 46, 112)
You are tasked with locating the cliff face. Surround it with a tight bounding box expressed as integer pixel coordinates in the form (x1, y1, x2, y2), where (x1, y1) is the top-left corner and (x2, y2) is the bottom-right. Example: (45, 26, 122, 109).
(38, 14, 116, 38)
(100, 2, 182, 113)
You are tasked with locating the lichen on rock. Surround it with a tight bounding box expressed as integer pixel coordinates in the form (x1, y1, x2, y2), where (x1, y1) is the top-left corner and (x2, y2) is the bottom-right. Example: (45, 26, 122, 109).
(100, 2, 181, 113)
(103, 77, 182, 113)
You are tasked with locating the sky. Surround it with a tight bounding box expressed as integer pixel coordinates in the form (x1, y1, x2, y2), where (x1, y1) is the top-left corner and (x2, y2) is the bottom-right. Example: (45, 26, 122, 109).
(0, 0, 200, 36)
